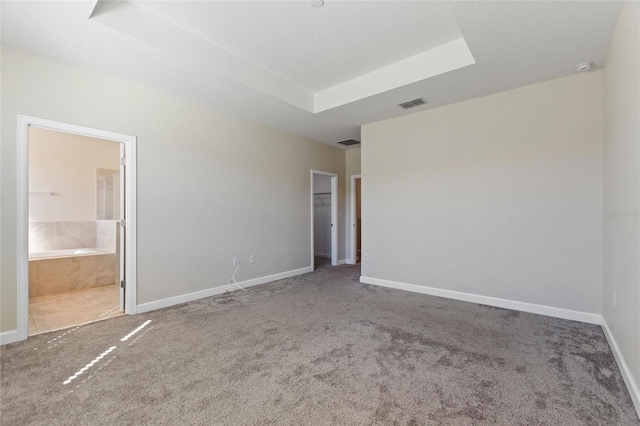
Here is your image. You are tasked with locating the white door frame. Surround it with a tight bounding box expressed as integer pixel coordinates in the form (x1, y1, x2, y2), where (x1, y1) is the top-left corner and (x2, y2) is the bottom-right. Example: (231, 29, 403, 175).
(349, 174, 361, 265)
(16, 115, 137, 342)
(310, 170, 338, 268)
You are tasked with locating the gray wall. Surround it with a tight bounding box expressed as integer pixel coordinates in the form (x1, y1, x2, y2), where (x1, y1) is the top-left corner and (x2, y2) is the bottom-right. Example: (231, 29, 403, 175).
(361, 71, 604, 314)
(603, 0, 640, 399)
(1, 46, 345, 332)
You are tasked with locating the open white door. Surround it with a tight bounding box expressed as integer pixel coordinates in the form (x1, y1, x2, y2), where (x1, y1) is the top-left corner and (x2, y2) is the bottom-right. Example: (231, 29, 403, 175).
(330, 176, 338, 266)
(119, 143, 126, 312)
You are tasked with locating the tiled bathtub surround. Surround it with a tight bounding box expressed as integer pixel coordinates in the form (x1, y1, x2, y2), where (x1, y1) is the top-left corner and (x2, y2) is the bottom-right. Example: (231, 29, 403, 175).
(29, 221, 120, 297)
(29, 221, 98, 253)
(29, 252, 117, 297)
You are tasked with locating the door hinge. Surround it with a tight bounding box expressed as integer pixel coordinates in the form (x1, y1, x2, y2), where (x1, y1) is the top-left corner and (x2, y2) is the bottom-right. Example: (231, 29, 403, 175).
(120, 280, 126, 289)
(120, 219, 126, 227)
(120, 157, 126, 166)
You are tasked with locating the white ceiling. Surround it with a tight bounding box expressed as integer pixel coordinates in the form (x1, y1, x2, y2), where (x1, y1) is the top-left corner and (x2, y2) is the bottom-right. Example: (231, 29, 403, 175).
(132, 1, 464, 92)
(0, 1, 622, 149)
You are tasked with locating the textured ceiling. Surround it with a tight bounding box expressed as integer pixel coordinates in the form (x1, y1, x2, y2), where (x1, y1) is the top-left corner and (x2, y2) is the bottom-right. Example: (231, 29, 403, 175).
(132, 1, 463, 92)
(0, 1, 622, 149)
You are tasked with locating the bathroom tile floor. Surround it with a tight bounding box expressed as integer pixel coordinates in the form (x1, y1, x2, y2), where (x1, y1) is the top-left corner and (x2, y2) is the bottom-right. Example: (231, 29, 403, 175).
(29, 285, 123, 336)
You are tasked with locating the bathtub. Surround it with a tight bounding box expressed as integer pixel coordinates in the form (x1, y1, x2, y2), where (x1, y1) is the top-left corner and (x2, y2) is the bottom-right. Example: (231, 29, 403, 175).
(29, 248, 117, 297)
(29, 247, 110, 260)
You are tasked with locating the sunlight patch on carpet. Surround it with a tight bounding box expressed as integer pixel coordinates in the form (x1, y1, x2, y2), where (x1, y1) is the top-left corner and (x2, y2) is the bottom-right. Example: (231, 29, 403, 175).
(63, 346, 117, 385)
(120, 320, 151, 342)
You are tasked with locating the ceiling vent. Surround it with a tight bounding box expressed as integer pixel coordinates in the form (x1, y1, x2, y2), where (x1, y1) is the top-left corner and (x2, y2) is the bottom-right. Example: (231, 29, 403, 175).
(337, 139, 360, 147)
(399, 98, 427, 109)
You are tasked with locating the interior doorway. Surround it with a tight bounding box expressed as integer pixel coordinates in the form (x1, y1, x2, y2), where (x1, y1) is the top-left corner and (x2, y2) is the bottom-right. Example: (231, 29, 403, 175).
(350, 175, 362, 264)
(16, 116, 137, 342)
(311, 170, 338, 269)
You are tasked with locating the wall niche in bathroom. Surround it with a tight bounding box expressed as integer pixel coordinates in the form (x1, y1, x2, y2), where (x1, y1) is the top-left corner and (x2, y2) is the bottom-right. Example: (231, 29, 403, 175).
(96, 168, 120, 220)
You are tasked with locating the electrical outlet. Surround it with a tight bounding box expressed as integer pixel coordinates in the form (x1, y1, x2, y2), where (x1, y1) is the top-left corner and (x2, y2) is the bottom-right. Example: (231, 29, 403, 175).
(250, 254, 256, 264)
(233, 257, 239, 266)
(613, 291, 616, 307)
(363, 253, 370, 261)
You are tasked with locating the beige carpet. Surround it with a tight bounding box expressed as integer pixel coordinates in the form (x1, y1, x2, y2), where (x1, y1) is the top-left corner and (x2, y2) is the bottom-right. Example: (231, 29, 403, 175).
(2, 259, 638, 425)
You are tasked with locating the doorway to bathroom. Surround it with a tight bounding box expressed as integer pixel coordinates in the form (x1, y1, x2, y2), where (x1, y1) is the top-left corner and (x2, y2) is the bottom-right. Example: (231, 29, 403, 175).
(16, 116, 137, 341)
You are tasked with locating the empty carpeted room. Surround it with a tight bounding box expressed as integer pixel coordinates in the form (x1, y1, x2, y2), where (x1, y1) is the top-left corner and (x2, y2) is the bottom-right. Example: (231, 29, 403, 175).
(1, 1, 639, 424)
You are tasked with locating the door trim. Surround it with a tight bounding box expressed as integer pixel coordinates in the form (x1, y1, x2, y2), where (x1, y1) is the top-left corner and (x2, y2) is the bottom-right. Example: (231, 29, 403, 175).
(16, 115, 137, 342)
(349, 174, 361, 265)
(310, 170, 338, 268)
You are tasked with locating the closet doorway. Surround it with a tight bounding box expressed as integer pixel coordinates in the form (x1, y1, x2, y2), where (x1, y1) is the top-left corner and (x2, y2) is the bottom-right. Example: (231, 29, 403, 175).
(311, 170, 338, 269)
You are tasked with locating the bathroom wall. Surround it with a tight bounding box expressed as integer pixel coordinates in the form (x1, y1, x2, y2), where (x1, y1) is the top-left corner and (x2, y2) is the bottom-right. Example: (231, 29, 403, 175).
(29, 126, 120, 223)
(29, 221, 97, 253)
(28, 122, 121, 256)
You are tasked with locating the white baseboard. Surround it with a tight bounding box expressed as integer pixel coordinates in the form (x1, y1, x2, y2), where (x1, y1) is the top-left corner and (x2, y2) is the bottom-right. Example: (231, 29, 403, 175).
(601, 318, 640, 418)
(359, 276, 637, 417)
(338, 259, 348, 265)
(136, 266, 313, 314)
(359, 276, 602, 324)
(0, 329, 20, 345)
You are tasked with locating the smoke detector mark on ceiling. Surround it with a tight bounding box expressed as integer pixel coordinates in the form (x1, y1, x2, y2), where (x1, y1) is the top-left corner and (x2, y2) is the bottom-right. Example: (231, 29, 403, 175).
(399, 98, 427, 109)
(337, 139, 360, 146)
(575, 62, 593, 72)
